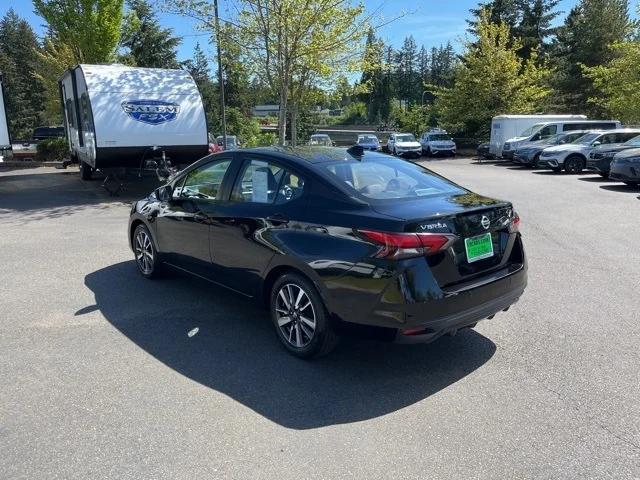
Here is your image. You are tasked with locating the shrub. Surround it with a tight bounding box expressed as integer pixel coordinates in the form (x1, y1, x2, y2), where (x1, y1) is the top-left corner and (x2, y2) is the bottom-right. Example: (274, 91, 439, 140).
(36, 138, 68, 161)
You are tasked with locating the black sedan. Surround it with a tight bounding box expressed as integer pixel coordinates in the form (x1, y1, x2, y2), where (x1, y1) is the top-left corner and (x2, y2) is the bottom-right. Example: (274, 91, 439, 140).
(129, 146, 527, 358)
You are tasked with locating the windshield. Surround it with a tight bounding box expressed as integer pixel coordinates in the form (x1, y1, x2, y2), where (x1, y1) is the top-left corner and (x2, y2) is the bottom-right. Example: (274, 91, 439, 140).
(574, 133, 600, 145)
(519, 123, 544, 137)
(216, 136, 237, 146)
(560, 132, 588, 144)
(624, 135, 640, 146)
(322, 157, 464, 200)
(396, 134, 416, 142)
(428, 134, 451, 141)
(358, 136, 379, 144)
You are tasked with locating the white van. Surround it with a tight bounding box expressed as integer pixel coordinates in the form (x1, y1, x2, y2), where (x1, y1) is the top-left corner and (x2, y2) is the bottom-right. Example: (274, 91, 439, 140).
(59, 64, 208, 179)
(501, 119, 622, 159)
(490, 115, 586, 158)
(0, 75, 11, 161)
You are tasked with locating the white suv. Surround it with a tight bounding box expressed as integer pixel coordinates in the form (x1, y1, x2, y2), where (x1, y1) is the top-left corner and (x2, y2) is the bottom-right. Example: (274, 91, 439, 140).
(420, 129, 457, 156)
(538, 129, 640, 173)
(386, 133, 422, 157)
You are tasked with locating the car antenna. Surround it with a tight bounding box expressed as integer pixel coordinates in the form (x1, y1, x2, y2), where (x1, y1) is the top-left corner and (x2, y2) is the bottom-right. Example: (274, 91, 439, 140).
(347, 144, 365, 159)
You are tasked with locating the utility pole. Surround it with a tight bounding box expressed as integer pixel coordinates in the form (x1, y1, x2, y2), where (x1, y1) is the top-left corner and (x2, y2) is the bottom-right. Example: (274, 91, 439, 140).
(213, 0, 227, 150)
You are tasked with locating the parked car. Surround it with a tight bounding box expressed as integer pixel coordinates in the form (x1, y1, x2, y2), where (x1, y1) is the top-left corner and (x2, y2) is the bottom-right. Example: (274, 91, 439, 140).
(356, 134, 381, 151)
(586, 134, 640, 177)
(512, 131, 590, 168)
(537, 129, 640, 173)
(419, 129, 456, 156)
(309, 134, 334, 147)
(216, 135, 240, 150)
(387, 133, 422, 157)
(609, 148, 640, 186)
(129, 146, 527, 358)
(498, 118, 620, 159)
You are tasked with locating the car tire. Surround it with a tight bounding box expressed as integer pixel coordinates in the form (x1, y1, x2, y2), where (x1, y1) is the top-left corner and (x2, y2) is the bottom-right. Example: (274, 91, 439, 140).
(79, 161, 93, 180)
(564, 155, 583, 174)
(552, 167, 562, 173)
(270, 272, 338, 359)
(623, 181, 639, 187)
(133, 224, 163, 279)
(599, 172, 609, 178)
(425, 147, 432, 157)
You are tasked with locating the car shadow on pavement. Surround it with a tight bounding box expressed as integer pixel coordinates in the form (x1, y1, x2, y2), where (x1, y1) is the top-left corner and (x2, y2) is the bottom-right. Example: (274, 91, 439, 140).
(84, 261, 497, 430)
(577, 176, 613, 183)
(599, 184, 639, 193)
(0, 169, 162, 222)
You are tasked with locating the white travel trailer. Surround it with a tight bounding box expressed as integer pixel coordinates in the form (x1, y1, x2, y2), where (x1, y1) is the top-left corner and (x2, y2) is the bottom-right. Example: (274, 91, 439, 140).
(59, 64, 208, 179)
(0, 74, 11, 161)
(489, 115, 586, 158)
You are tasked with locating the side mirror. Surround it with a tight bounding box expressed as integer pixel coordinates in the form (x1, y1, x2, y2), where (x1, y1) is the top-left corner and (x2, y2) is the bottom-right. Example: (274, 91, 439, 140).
(592, 141, 601, 147)
(156, 184, 173, 202)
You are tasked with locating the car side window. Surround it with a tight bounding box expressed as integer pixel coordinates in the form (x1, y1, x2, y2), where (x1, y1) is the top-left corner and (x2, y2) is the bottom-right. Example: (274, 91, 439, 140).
(540, 125, 557, 138)
(178, 159, 233, 200)
(231, 159, 305, 204)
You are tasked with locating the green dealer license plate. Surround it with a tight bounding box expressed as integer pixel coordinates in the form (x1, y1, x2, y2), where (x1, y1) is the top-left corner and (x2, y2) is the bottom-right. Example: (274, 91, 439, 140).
(464, 233, 494, 263)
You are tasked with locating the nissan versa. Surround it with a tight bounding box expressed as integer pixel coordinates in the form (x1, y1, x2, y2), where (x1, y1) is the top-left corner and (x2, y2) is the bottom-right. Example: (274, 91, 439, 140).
(129, 146, 527, 358)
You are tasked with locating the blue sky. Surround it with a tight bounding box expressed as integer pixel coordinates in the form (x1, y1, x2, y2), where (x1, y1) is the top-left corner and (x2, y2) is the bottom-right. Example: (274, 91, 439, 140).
(0, 0, 624, 62)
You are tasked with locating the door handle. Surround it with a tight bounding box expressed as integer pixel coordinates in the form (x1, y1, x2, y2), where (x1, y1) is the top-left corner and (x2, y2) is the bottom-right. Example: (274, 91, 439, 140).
(266, 214, 289, 225)
(194, 212, 210, 224)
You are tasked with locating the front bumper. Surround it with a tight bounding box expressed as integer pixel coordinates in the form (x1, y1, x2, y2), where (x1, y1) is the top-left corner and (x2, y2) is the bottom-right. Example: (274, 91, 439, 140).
(586, 158, 614, 173)
(513, 152, 534, 165)
(502, 149, 515, 160)
(537, 157, 560, 168)
(397, 149, 422, 157)
(609, 163, 640, 183)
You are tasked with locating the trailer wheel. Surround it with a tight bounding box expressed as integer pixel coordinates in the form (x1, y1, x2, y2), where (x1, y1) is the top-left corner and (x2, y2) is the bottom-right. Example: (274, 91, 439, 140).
(79, 161, 93, 180)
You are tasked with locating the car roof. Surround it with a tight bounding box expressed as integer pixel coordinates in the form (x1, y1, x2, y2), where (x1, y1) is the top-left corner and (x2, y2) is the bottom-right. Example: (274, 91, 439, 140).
(239, 146, 391, 165)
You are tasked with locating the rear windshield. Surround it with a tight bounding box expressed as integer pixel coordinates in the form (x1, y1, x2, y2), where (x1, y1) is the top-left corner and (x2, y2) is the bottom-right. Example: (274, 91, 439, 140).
(322, 157, 464, 200)
(358, 136, 378, 143)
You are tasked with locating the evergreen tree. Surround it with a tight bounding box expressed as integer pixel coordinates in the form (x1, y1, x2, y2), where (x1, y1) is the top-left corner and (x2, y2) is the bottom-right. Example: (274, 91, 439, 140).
(183, 43, 220, 133)
(468, 0, 521, 35)
(549, 0, 633, 115)
(434, 10, 550, 139)
(516, 0, 562, 60)
(0, 10, 44, 139)
(360, 29, 387, 122)
(120, 0, 181, 68)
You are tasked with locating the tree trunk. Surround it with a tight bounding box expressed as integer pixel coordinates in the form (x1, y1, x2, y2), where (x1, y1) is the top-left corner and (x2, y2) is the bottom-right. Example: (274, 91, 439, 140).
(277, 86, 288, 146)
(291, 104, 298, 147)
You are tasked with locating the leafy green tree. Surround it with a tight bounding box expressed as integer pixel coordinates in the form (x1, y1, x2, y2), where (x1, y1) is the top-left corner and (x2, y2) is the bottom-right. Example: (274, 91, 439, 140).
(182, 43, 220, 133)
(549, 0, 633, 115)
(433, 10, 551, 139)
(33, 0, 125, 63)
(120, 0, 181, 68)
(584, 38, 640, 123)
(0, 10, 44, 139)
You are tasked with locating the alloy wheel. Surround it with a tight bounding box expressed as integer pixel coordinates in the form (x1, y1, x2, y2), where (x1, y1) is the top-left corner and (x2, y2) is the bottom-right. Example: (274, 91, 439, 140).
(135, 230, 154, 275)
(275, 283, 316, 348)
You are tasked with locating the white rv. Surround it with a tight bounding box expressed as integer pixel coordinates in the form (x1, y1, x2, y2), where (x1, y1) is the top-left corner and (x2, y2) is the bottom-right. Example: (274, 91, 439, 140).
(489, 115, 586, 158)
(59, 64, 208, 179)
(0, 74, 11, 161)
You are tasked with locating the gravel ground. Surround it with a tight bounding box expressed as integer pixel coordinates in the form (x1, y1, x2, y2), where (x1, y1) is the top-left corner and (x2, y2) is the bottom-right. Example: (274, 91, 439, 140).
(0, 158, 639, 479)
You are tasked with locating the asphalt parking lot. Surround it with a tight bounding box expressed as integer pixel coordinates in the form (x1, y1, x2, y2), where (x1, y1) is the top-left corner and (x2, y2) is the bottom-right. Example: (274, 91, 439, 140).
(1, 157, 639, 479)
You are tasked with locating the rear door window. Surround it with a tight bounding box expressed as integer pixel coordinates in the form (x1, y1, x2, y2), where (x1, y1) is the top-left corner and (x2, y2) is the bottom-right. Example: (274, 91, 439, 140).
(231, 159, 305, 205)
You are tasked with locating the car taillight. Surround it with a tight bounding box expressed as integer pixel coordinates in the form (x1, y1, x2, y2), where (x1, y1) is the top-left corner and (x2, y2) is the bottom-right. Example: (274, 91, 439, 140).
(357, 229, 457, 260)
(509, 211, 520, 233)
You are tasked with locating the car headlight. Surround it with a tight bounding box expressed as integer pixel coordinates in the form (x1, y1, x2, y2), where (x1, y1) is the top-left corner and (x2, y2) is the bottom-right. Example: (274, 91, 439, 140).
(603, 152, 616, 159)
